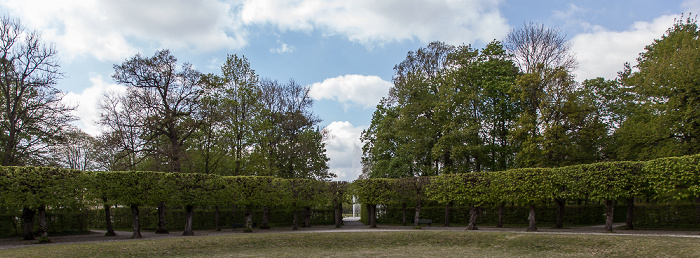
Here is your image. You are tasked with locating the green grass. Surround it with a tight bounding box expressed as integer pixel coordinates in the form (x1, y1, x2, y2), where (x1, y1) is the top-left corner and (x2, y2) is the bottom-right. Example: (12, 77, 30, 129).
(2, 231, 699, 257)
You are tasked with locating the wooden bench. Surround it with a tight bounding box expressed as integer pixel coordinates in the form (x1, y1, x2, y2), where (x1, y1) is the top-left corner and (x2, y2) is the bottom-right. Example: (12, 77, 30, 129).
(414, 219, 432, 226)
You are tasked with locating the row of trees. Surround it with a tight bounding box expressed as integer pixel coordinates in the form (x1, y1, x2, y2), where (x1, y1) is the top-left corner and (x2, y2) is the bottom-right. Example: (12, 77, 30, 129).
(361, 17, 700, 177)
(354, 154, 700, 232)
(0, 166, 349, 241)
(0, 15, 332, 180)
(2, 153, 697, 241)
(0, 16, 333, 236)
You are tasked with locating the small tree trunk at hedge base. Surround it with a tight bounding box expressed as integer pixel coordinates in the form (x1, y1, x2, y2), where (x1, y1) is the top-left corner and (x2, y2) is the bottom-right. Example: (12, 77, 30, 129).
(22, 207, 35, 240)
(155, 202, 169, 234)
(183, 205, 194, 236)
(626, 198, 634, 230)
(695, 197, 700, 224)
(37, 205, 49, 242)
(103, 198, 116, 236)
(244, 208, 253, 233)
(497, 204, 504, 228)
(334, 200, 341, 228)
(444, 203, 450, 227)
(304, 206, 312, 227)
(467, 206, 481, 230)
(555, 198, 565, 229)
(231, 204, 237, 230)
(260, 206, 270, 229)
(293, 209, 299, 230)
(214, 206, 221, 231)
(605, 199, 615, 232)
(413, 200, 422, 228)
(338, 203, 344, 226)
(369, 204, 377, 228)
(402, 203, 407, 226)
(130, 205, 142, 239)
(527, 205, 537, 232)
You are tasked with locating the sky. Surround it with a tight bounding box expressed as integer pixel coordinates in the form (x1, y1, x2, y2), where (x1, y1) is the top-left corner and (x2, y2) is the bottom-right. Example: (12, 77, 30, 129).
(1, 0, 697, 181)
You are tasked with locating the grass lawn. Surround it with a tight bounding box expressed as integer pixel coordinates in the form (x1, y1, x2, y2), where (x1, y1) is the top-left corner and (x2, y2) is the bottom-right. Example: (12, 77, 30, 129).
(1, 230, 699, 257)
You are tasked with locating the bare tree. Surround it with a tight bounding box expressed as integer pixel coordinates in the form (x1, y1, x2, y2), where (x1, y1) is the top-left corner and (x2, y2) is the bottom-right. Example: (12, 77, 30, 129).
(504, 22, 577, 73)
(50, 127, 102, 171)
(99, 88, 149, 171)
(0, 16, 75, 167)
(108, 49, 204, 234)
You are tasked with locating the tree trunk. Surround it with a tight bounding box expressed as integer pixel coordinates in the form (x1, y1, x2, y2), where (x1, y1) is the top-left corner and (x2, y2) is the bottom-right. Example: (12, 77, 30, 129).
(231, 204, 237, 230)
(214, 206, 221, 231)
(155, 202, 169, 234)
(695, 197, 700, 224)
(369, 204, 377, 228)
(444, 202, 450, 226)
(183, 205, 195, 236)
(37, 205, 49, 243)
(413, 200, 422, 228)
(103, 198, 116, 236)
(402, 203, 407, 226)
(22, 207, 35, 240)
(293, 208, 299, 230)
(260, 206, 271, 229)
(338, 202, 344, 226)
(130, 205, 142, 238)
(303, 206, 312, 227)
(497, 204, 504, 228)
(527, 205, 537, 232)
(555, 198, 565, 229)
(334, 200, 341, 228)
(244, 207, 253, 233)
(605, 199, 615, 232)
(626, 198, 634, 230)
(467, 206, 481, 230)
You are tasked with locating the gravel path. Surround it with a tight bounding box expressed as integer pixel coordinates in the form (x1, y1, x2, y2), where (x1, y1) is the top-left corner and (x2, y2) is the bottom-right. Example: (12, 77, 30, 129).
(2, 219, 699, 250)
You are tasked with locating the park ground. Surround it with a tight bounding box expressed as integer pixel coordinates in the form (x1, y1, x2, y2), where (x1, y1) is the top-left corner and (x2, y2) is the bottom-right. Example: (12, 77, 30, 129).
(1, 218, 700, 257)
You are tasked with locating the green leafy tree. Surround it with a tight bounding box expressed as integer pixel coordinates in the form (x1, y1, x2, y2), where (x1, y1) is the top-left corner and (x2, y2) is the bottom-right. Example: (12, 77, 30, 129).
(490, 168, 555, 232)
(616, 16, 700, 159)
(352, 178, 394, 228)
(428, 173, 491, 230)
(0, 167, 85, 241)
(568, 162, 645, 232)
(93, 171, 167, 238)
(393, 177, 431, 228)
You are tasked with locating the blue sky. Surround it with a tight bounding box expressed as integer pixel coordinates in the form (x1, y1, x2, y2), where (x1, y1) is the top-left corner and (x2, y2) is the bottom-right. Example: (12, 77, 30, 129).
(1, 0, 697, 181)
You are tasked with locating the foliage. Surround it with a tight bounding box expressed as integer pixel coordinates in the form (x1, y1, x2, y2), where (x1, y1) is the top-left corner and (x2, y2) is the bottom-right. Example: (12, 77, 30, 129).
(426, 173, 491, 206)
(490, 168, 555, 205)
(644, 154, 700, 200)
(352, 178, 395, 205)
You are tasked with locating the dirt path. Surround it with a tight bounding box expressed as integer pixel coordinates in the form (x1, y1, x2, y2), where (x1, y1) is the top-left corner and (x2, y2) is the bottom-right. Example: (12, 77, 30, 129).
(2, 220, 699, 250)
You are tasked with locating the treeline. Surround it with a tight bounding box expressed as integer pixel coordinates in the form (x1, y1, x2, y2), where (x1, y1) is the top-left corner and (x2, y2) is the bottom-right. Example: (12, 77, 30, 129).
(361, 17, 700, 177)
(2, 153, 698, 241)
(0, 16, 331, 180)
(0, 166, 349, 241)
(354, 154, 700, 232)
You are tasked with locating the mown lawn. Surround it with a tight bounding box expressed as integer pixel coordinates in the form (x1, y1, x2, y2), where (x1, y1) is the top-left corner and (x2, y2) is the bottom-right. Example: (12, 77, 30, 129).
(2, 231, 699, 257)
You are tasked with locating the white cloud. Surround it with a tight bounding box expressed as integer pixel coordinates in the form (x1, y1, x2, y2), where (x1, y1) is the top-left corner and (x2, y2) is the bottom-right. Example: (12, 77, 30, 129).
(240, 0, 509, 46)
(62, 75, 127, 136)
(309, 74, 392, 109)
(571, 15, 676, 80)
(270, 43, 295, 54)
(1, 0, 247, 61)
(324, 121, 365, 182)
(683, 0, 700, 13)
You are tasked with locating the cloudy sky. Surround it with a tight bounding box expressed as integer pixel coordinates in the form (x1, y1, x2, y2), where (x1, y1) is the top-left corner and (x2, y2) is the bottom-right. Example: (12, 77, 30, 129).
(1, 0, 697, 181)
